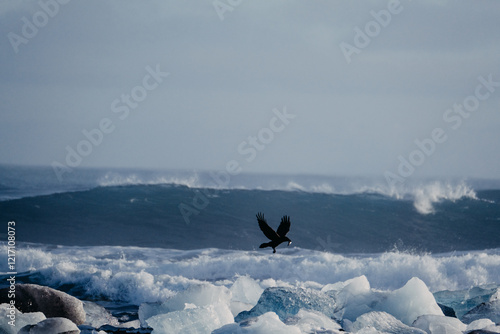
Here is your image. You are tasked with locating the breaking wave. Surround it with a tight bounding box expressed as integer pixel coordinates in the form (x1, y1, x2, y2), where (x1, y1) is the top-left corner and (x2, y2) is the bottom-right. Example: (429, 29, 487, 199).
(2, 244, 499, 305)
(96, 171, 481, 215)
(97, 172, 201, 189)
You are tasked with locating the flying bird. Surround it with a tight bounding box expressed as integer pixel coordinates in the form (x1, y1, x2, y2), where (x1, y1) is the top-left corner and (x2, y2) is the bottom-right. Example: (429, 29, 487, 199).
(256, 212, 292, 253)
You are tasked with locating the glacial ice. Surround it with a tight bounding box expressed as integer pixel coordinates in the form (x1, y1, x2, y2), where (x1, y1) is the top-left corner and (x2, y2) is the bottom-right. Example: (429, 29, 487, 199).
(235, 276, 446, 332)
(139, 283, 231, 327)
(134, 273, 499, 333)
(285, 309, 343, 333)
(18, 317, 80, 334)
(146, 303, 234, 334)
(240, 275, 444, 327)
(412, 314, 467, 334)
(230, 275, 264, 305)
(230, 275, 264, 316)
(82, 300, 120, 328)
(433, 285, 499, 319)
(349, 311, 426, 334)
(139, 282, 234, 333)
(462, 299, 500, 324)
(379, 277, 443, 325)
(235, 286, 337, 322)
(323, 275, 375, 321)
(0, 304, 46, 334)
(214, 312, 302, 334)
(465, 319, 498, 333)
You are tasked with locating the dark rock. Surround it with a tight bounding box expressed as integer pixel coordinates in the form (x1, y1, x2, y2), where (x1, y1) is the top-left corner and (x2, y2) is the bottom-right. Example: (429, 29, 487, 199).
(0, 284, 85, 325)
(437, 303, 457, 318)
(98, 324, 153, 333)
(18, 317, 80, 334)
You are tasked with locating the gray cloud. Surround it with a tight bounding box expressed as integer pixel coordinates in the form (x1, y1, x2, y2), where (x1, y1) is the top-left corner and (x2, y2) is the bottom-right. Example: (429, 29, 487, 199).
(1, 0, 499, 179)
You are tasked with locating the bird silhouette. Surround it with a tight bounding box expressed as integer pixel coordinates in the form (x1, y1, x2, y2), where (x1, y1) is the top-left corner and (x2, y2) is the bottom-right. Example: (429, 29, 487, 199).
(256, 212, 292, 253)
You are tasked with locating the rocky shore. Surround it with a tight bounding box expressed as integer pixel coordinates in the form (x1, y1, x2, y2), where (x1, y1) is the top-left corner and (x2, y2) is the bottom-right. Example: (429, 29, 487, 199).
(0, 284, 150, 334)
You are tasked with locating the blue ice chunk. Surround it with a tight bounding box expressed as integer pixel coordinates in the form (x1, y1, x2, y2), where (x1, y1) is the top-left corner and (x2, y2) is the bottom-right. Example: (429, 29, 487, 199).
(234, 287, 337, 323)
(147, 303, 234, 334)
(433, 285, 499, 320)
(462, 299, 500, 324)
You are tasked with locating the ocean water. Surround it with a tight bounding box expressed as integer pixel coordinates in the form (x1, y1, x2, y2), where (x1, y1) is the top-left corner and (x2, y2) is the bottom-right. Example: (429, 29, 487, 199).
(0, 165, 499, 333)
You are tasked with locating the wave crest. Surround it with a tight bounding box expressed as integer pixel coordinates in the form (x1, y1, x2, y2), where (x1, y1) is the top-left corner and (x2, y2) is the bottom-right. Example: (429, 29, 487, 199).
(96, 172, 480, 215)
(97, 172, 200, 188)
(281, 180, 478, 215)
(411, 182, 477, 214)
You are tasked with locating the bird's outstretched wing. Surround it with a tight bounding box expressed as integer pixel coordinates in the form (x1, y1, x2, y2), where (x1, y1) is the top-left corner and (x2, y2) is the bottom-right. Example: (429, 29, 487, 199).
(276, 215, 291, 237)
(256, 212, 279, 241)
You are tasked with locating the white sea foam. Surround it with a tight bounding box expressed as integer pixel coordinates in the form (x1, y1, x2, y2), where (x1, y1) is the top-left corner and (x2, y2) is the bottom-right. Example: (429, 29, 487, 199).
(97, 172, 201, 188)
(2, 244, 499, 306)
(284, 181, 307, 192)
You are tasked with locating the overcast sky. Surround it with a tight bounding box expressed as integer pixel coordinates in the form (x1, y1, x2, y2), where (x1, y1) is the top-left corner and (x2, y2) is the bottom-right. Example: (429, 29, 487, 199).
(1, 1, 499, 179)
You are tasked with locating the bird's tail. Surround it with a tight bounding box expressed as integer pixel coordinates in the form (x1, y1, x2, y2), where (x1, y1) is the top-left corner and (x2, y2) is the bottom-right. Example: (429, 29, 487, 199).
(259, 242, 271, 249)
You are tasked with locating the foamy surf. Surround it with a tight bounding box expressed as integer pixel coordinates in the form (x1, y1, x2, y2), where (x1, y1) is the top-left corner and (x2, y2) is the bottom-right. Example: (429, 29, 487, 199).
(3, 244, 499, 304)
(1, 244, 499, 333)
